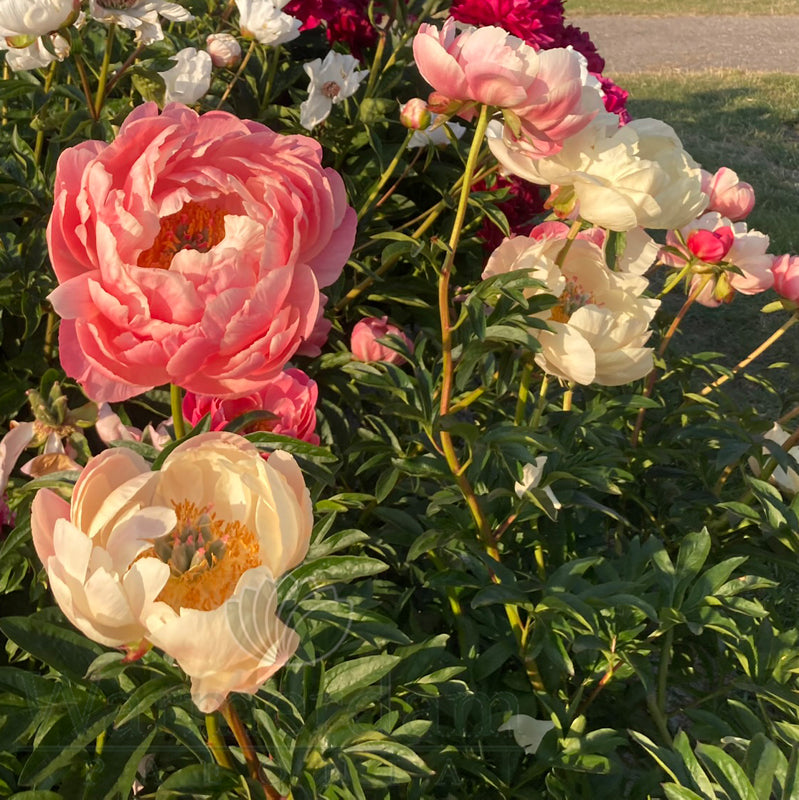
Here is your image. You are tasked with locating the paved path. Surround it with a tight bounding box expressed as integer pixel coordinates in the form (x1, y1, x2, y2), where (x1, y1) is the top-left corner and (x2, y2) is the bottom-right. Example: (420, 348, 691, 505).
(570, 15, 799, 73)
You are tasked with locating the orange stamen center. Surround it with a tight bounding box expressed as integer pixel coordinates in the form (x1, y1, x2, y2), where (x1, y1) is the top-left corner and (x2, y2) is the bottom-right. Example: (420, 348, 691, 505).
(550, 278, 596, 323)
(138, 201, 226, 270)
(147, 500, 260, 612)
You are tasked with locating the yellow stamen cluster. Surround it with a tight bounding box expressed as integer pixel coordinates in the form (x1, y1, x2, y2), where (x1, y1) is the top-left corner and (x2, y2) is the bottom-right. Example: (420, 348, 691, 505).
(550, 278, 596, 323)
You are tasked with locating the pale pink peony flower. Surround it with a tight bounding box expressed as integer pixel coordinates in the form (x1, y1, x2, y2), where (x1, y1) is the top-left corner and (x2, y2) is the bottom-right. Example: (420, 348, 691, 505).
(701, 167, 755, 222)
(206, 32, 242, 68)
(95, 403, 172, 450)
(351, 317, 413, 365)
(771, 254, 799, 303)
(32, 431, 312, 712)
(47, 103, 356, 403)
(412, 18, 601, 157)
(483, 234, 659, 385)
(399, 98, 431, 131)
(662, 211, 774, 307)
(183, 368, 320, 445)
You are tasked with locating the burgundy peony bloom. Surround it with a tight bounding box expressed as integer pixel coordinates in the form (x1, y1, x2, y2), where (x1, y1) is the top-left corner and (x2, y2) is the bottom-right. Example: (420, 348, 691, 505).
(284, 0, 377, 60)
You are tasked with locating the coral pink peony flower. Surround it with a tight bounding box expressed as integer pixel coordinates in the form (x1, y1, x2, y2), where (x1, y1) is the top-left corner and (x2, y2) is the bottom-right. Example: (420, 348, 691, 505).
(771, 254, 799, 303)
(47, 103, 356, 403)
(701, 167, 755, 222)
(32, 432, 312, 712)
(351, 317, 413, 364)
(412, 18, 601, 157)
(183, 368, 319, 444)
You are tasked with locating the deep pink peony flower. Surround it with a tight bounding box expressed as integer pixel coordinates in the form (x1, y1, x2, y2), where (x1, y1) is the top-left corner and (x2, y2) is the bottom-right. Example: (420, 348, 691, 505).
(47, 103, 356, 403)
(595, 74, 630, 124)
(449, 0, 562, 49)
(183, 368, 320, 445)
(686, 227, 735, 263)
(284, 0, 376, 60)
(351, 317, 413, 364)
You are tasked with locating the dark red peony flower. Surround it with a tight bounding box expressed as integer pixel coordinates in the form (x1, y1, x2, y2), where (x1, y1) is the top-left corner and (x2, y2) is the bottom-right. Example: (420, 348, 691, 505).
(284, 0, 377, 60)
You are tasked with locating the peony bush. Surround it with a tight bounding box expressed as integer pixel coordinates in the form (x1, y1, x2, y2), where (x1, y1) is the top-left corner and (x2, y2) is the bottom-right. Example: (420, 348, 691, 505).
(2, 1, 799, 798)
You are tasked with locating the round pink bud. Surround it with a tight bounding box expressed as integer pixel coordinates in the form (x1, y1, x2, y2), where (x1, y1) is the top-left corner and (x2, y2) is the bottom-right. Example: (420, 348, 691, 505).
(772, 254, 799, 303)
(701, 167, 755, 222)
(206, 32, 242, 68)
(400, 98, 431, 130)
(351, 317, 413, 365)
(686, 226, 734, 263)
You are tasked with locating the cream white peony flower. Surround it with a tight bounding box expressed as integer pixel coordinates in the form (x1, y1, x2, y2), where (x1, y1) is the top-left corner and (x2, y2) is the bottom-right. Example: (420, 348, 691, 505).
(749, 423, 799, 496)
(483, 232, 659, 385)
(300, 51, 369, 130)
(0, 0, 77, 44)
(88, 0, 192, 45)
(206, 32, 242, 68)
(159, 47, 212, 106)
(31, 432, 313, 712)
(235, 0, 300, 46)
(514, 456, 561, 509)
(488, 114, 707, 232)
(1, 32, 69, 71)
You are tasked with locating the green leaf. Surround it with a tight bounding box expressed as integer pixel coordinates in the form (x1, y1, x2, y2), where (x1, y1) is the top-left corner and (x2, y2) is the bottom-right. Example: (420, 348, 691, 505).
(0, 615, 105, 682)
(345, 739, 433, 777)
(285, 555, 388, 593)
(114, 675, 186, 729)
(663, 786, 710, 800)
(156, 764, 242, 800)
(323, 654, 401, 703)
(696, 742, 758, 800)
(673, 731, 715, 797)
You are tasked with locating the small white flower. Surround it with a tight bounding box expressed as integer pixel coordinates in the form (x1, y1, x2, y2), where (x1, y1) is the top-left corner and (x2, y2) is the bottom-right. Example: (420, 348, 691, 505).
(2, 32, 69, 71)
(514, 456, 561, 510)
(159, 47, 212, 106)
(0, 0, 77, 43)
(408, 114, 466, 149)
(300, 51, 369, 130)
(88, 0, 192, 46)
(499, 715, 556, 755)
(235, 0, 300, 46)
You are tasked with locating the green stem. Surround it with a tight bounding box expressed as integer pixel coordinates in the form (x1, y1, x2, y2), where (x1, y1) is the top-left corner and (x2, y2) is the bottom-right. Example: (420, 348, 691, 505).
(531, 375, 549, 429)
(94, 23, 115, 118)
(363, 31, 386, 97)
(514, 359, 533, 426)
(357, 129, 414, 220)
(562, 383, 574, 412)
(700, 313, 799, 397)
(260, 44, 280, 107)
(74, 55, 98, 121)
(657, 627, 674, 716)
(206, 713, 235, 770)
(554, 219, 583, 268)
(170, 384, 186, 439)
(217, 39, 255, 108)
(219, 701, 281, 800)
(34, 60, 58, 165)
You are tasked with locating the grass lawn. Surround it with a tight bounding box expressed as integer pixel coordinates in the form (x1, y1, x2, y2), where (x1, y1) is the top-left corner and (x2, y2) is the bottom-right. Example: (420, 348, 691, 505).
(566, 0, 799, 15)
(617, 70, 799, 404)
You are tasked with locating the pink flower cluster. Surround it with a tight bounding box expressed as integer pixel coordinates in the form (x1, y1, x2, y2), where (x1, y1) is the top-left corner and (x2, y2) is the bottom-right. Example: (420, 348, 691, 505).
(47, 103, 355, 403)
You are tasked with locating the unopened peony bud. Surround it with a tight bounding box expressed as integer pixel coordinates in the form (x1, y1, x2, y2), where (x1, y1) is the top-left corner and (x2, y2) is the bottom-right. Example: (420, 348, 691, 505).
(351, 317, 413, 365)
(400, 98, 431, 130)
(771, 254, 799, 303)
(206, 32, 241, 68)
(701, 167, 755, 222)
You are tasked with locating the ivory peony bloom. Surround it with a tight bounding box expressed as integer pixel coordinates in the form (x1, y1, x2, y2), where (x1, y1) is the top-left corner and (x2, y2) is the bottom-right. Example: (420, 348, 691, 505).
(159, 47, 212, 105)
(483, 231, 659, 385)
(32, 432, 313, 712)
(0, 0, 78, 44)
(235, 0, 300, 46)
(488, 115, 707, 231)
(206, 32, 242, 68)
(47, 103, 356, 402)
(412, 18, 601, 157)
(1, 33, 69, 71)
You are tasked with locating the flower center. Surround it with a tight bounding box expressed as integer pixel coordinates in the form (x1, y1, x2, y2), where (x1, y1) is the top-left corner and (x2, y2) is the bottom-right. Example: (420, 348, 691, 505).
(322, 81, 341, 99)
(149, 500, 260, 612)
(138, 201, 226, 270)
(550, 278, 596, 323)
